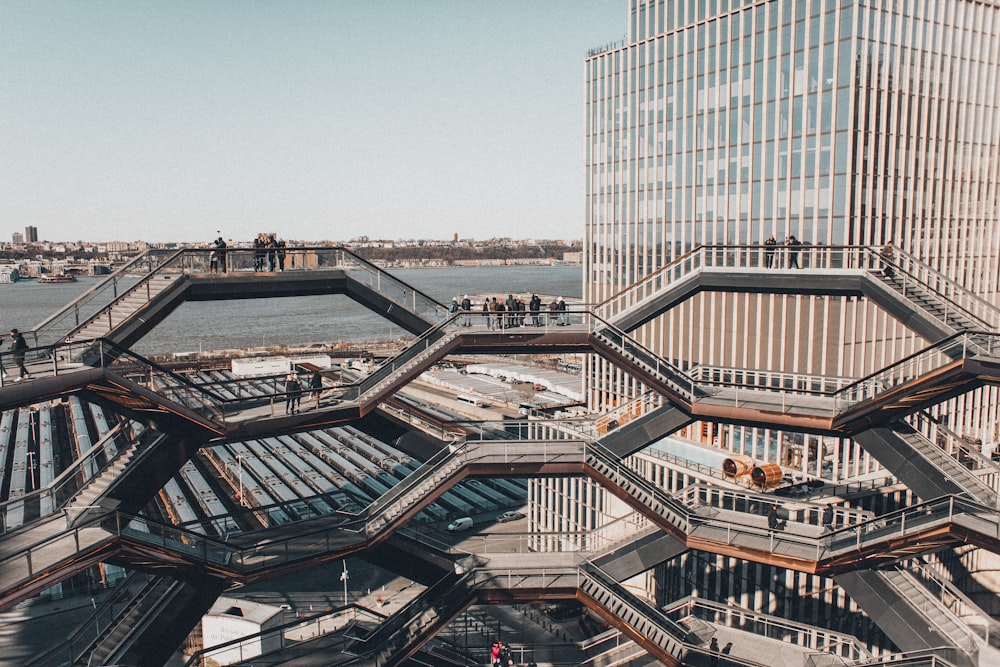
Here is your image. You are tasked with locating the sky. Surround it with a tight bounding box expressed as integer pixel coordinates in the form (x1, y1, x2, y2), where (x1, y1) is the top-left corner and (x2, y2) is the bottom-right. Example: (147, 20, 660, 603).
(0, 1, 625, 244)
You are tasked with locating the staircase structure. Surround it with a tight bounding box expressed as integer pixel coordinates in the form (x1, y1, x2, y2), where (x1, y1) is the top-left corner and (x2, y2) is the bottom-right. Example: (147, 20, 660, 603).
(837, 567, 980, 667)
(5, 245, 1000, 666)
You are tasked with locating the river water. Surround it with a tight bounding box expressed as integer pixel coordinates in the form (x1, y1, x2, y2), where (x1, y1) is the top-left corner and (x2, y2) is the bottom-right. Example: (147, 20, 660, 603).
(0, 265, 583, 354)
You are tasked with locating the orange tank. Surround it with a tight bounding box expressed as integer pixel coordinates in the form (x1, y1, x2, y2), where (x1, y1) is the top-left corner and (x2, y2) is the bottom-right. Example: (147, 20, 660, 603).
(751, 463, 784, 488)
(722, 455, 754, 477)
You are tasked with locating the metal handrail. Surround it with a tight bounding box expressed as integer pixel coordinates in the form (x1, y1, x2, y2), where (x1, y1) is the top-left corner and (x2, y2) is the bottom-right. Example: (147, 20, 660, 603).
(6, 312, 998, 433)
(4, 475, 999, 599)
(28, 249, 182, 347)
(27, 246, 448, 350)
(0, 422, 153, 535)
(595, 244, 998, 334)
(663, 595, 872, 661)
(832, 331, 1000, 411)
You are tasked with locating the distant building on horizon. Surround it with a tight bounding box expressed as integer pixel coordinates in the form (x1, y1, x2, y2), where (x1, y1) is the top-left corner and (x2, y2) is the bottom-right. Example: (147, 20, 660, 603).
(24, 226, 38, 243)
(11, 232, 23, 245)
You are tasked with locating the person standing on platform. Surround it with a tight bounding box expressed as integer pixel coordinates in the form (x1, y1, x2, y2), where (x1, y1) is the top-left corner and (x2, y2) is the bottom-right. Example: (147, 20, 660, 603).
(267, 235, 278, 271)
(284, 372, 302, 414)
(764, 235, 777, 268)
(557, 296, 568, 325)
(309, 370, 323, 403)
(823, 504, 835, 531)
(498, 641, 511, 666)
(9, 329, 29, 381)
(529, 294, 541, 326)
(785, 235, 801, 268)
(216, 236, 228, 273)
(253, 233, 266, 271)
(768, 504, 786, 530)
(209, 236, 225, 273)
(276, 238, 287, 271)
(460, 295, 472, 326)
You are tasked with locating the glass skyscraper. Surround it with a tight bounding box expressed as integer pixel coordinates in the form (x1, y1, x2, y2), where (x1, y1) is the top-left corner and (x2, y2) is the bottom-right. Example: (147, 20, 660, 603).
(585, 0, 1000, 439)
(576, 0, 1000, 647)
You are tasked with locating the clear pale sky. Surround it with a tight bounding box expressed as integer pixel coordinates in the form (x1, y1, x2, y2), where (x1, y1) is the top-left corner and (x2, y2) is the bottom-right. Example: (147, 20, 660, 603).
(0, 1, 624, 244)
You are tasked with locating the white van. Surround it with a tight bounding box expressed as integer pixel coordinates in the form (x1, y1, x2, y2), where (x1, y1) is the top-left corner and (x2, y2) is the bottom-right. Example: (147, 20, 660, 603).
(456, 394, 486, 408)
(446, 517, 473, 532)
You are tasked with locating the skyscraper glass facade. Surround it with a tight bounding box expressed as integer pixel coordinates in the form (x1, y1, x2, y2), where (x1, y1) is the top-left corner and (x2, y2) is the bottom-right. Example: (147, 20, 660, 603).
(584, 0, 1000, 437)
(575, 1, 1000, 642)
(588, 1, 999, 289)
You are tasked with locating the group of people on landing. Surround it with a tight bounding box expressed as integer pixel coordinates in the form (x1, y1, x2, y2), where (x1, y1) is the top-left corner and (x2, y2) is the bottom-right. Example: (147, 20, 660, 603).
(763, 234, 803, 268)
(449, 294, 570, 328)
(284, 370, 324, 414)
(208, 233, 289, 273)
(254, 233, 288, 272)
(763, 235, 897, 274)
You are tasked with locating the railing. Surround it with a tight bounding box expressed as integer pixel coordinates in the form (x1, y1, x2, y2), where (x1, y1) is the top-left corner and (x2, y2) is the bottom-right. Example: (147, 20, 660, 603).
(595, 244, 998, 333)
(0, 337, 226, 421)
(578, 562, 783, 667)
(8, 310, 996, 436)
(362, 443, 456, 532)
(588, 314, 698, 401)
(596, 244, 876, 320)
(910, 561, 1000, 648)
(25, 571, 155, 667)
(826, 495, 1000, 556)
(832, 331, 1000, 412)
(675, 483, 874, 528)
(688, 364, 856, 394)
(663, 595, 872, 662)
(26, 246, 447, 349)
(181, 604, 386, 667)
(887, 249, 1000, 331)
(593, 391, 665, 435)
(352, 570, 474, 664)
(5, 473, 1000, 608)
(856, 650, 968, 666)
(879, 568, 979, 654)
(28, 249, 182, 348)
(639, 444, 756, 489)
(885, 420, 998, 506)
(0, 424, 159, 535)
(376, 400, 466, 442)
(587, 441, 692, 531)
(916, 411, 1000, 494)
(365, 435, 993, 567)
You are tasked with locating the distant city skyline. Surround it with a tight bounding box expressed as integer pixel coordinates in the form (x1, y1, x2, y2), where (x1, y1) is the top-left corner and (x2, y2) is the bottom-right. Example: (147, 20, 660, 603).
(0, 1, 623, 244)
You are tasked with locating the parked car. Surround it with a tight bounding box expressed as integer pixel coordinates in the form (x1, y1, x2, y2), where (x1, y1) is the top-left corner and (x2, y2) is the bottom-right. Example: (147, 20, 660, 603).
(496, 510, 524, 523)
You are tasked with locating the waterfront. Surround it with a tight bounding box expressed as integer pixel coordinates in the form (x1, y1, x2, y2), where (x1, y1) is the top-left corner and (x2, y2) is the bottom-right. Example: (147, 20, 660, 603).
(0, 264, 583, 354)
